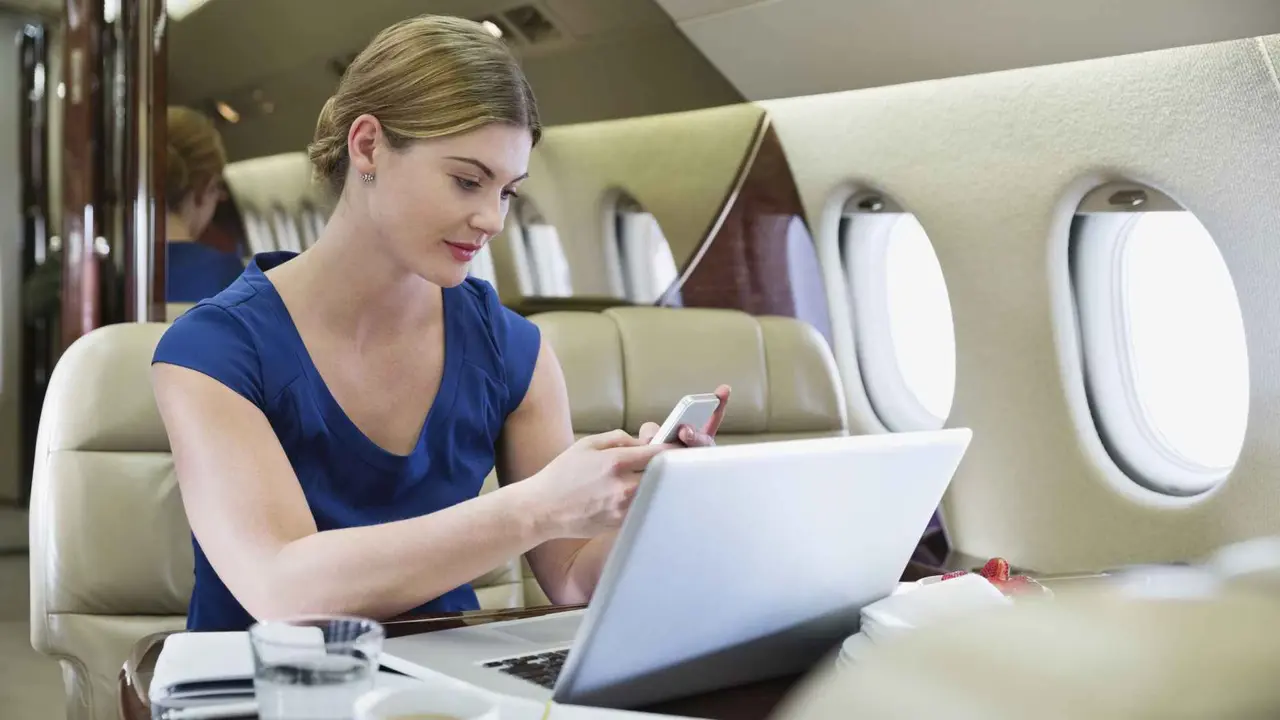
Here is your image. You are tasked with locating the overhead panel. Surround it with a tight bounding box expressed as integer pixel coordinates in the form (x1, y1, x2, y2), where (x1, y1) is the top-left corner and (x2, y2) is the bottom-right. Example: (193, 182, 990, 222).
(656, 0, 1280, 100)
(544, 0, 671, 37)
(653, 0, 778, 23)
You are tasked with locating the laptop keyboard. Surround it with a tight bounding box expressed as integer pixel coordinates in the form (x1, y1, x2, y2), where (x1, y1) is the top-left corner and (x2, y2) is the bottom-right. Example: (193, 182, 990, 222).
(482, 648, 570, 689)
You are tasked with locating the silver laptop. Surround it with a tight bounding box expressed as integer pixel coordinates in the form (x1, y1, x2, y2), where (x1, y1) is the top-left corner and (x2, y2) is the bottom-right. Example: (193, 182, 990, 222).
(380, 429, 972, 709)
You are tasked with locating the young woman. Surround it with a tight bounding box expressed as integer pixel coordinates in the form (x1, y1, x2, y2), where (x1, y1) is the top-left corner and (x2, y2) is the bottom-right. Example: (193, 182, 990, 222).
(151, 15, 731, 631)
(164, 106, 244, 303)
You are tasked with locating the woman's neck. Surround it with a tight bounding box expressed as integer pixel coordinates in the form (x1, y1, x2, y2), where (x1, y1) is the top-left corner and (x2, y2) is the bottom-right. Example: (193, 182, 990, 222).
(272, 200, 441, 342)
(167, 212, 195, 243)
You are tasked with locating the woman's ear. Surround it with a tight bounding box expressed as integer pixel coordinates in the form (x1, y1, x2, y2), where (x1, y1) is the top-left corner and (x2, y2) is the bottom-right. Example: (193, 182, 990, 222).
(347, 114, 381, 180)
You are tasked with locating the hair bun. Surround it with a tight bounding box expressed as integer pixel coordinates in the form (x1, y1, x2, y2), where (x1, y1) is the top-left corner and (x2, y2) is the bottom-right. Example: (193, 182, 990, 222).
(308, 96, 346, 186)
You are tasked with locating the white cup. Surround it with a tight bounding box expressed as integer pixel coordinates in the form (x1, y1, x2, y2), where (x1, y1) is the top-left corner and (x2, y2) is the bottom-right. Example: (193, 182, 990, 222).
(352, 686, 501, 720)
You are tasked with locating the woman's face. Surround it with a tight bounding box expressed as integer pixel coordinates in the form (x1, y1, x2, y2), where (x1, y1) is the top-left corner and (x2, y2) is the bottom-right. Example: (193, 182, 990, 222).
(365, 122, 531, 288)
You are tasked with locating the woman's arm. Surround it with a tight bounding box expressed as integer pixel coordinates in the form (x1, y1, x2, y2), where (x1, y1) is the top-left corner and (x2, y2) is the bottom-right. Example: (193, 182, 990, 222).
(492, 338, 598, 604)
(495, 338, 731, 604)
(153, 361, 648, 622)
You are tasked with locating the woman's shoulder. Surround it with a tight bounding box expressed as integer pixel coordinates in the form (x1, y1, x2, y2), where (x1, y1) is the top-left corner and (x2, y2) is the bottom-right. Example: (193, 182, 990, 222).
(453, 276, 540, 350)
(152, 274, 293, 408)
(451, 276, 542, 416)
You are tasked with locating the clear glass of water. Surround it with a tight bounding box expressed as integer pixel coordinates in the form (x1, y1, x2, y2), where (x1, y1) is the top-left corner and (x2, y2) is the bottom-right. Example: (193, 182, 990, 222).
(250, 615, 384, 720)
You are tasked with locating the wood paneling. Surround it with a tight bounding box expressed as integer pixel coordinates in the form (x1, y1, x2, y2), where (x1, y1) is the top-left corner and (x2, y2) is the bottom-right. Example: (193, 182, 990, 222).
(120, 0, 166, 321)
(19, 22, 50, 503)
(668, 117, 833, 343)
(60, 0, 104, 348)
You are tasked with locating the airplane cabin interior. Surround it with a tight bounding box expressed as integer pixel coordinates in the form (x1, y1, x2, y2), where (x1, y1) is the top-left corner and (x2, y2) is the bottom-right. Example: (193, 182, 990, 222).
(5, 0, 1280, 718)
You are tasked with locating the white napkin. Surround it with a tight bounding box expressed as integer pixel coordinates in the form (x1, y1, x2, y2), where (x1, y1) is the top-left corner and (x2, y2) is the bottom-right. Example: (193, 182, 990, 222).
(150, 632, 255, 702)
(841, 574, 1012, 664)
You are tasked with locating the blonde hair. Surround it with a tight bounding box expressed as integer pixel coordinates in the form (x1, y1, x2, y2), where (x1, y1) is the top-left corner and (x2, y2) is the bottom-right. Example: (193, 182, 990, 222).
(166, 106, 227, 209)
(308, 14, 541, 194)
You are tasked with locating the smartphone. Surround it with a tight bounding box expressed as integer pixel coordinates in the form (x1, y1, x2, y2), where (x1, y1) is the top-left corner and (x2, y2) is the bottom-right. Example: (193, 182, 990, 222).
(649, 393, 722, 445)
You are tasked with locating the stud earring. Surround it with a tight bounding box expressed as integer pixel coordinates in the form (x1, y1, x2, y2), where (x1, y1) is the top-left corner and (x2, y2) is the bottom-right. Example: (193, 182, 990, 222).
(361, 172, 375, 184)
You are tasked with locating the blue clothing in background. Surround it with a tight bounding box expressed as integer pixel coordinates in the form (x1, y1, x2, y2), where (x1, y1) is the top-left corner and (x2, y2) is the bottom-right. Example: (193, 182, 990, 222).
(166, 241, 246, 303)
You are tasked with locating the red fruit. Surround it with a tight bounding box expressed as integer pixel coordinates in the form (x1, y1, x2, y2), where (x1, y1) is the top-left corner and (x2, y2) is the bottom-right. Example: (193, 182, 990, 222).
(980, 558, 1012, 583)
(940, 570, 969, 581)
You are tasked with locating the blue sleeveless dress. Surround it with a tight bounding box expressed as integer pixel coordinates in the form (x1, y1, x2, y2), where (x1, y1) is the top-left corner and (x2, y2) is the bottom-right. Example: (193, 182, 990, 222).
(152, 251, 542, 631)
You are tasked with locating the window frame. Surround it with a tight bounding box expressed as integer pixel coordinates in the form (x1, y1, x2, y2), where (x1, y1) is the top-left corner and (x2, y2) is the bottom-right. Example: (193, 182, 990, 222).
(1070, 184, 1247, 497)
(512, 198, 572, 298)
(840, 196, 955, 432)
(613, 205, 680, 305)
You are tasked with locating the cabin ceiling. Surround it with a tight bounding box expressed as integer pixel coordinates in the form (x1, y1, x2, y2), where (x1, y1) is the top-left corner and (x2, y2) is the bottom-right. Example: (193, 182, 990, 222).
(654, 0, 1280, 99)
(166, 0, 742, 161)
(16, 0, 1280, 159)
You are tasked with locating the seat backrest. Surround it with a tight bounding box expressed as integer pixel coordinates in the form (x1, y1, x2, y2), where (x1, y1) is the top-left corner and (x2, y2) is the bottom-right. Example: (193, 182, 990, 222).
(531, 306, 848, 442)
(222, 152, 331, 255)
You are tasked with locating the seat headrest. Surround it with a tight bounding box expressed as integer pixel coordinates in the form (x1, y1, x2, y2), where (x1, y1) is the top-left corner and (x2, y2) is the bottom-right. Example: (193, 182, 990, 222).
(224, 152, 332, 254)
(42, 323, 170, 453)
(532, 307, 846, 437)
(223, 152, 329, 217)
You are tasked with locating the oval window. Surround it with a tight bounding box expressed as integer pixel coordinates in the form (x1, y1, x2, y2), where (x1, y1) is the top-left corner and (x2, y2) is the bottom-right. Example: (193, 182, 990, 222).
(841, 194, 956, 431)
(614, 195, 680, 304)
(1072, 185, 1248, 495)
(512, 198, 572, 297)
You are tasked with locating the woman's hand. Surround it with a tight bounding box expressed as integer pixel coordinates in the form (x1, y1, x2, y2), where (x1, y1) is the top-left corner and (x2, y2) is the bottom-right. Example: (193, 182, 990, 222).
(638, 384, 732, 448)
(519, 430, 674, 540)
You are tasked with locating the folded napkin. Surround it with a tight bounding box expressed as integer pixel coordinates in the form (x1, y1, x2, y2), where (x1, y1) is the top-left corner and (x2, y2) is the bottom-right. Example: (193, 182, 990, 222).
(840, 567, 1015, 667)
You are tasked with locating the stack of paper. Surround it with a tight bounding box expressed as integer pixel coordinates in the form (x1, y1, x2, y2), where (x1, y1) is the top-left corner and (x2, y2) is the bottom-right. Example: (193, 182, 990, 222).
(838, 574, 1012, 669)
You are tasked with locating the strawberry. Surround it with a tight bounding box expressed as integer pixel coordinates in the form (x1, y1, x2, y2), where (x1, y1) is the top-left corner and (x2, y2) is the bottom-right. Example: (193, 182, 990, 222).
(980, 557, 1012, 583)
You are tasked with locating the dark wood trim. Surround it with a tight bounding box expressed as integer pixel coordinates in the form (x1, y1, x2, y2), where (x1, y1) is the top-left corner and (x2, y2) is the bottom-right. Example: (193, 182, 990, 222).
(60, 0, 105, 349)
(120, 0, 139, 321)
(658, 111, 769, 307)
(119, 0, 166, 322)
(18, 22, 50, 504)
(669, 119, 835, 344)
(150, 0, 167, 320)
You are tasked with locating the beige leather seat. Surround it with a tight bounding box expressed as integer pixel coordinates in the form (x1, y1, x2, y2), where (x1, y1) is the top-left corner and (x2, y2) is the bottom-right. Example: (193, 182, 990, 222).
(533, 307, 847, 444)
(29, 324, 188, 720)
(222, 152, 331, 255)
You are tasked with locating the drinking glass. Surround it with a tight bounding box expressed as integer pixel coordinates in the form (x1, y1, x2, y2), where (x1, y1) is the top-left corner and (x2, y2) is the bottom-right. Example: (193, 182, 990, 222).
(250, 615, 384, 720)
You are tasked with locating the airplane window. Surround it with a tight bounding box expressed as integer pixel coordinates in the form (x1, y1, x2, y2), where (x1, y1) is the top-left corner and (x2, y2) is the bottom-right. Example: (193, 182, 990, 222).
(1072, 187, 1248, 496)
(525, 224, 572, 297)
(615, 201, 680, 304)
(506, 198, 571, 297)
(842, 197, 956, 431)
(468, 243, 499, 291)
